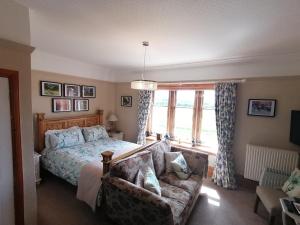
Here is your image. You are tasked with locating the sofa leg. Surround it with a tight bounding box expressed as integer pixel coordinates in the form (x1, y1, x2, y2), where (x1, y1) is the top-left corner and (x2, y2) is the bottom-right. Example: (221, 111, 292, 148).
(254, 195, 260, 213)
(268, 215, 275, 225)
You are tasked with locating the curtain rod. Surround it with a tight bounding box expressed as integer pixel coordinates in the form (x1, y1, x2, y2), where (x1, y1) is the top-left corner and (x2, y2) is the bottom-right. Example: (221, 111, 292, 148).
(158, 79, 246, 85)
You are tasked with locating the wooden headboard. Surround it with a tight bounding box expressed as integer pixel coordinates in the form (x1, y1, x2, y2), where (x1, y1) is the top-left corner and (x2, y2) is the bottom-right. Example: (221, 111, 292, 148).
(36, 110, 104, 153)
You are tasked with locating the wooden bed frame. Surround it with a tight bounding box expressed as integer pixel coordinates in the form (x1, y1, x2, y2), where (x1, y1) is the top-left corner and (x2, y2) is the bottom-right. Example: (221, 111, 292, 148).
(36, 110, 157, 174)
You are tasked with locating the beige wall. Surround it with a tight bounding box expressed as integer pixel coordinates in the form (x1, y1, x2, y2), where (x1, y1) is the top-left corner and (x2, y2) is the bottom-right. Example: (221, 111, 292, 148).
(115, 83, 139, 142)
(234, 77, 300, 175)
(31, 70, 116, 147)
(0, 39, 37, 225)
(114, 78, 300, 176)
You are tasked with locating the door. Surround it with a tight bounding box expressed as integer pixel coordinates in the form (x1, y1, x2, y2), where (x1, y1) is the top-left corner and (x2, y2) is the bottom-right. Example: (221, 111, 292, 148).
(0, 77, 15, 225)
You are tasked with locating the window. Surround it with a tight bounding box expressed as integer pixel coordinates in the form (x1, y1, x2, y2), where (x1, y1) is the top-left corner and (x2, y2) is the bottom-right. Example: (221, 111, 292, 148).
(200, 90, 218, 149)
(151, 90, 169, 135)
(148, 85, 218, 151)
(174, 90, 195, 142)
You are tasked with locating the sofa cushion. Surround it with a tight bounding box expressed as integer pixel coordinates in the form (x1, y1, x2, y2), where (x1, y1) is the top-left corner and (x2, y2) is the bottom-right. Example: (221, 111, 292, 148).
(144, 167, 161, 196)
(159, 173, 202, 194)
(282, 168, 300, 193)
(110, 150, 155, 183)
(171, 153, 191, 180)
(159, 180, 191, 225)
(256, 186, 286, 215)
(146, 140, 171, 177)
(165, 152, 182, 173)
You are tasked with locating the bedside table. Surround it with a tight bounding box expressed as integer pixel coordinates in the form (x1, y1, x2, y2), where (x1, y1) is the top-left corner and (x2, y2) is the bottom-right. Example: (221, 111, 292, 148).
(109, 132, 124, 140)
(34, 152, 42, 185)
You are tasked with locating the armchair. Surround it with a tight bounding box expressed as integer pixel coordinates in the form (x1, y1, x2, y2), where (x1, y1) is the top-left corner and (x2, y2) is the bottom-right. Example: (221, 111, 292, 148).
(254, 167, 290, 225)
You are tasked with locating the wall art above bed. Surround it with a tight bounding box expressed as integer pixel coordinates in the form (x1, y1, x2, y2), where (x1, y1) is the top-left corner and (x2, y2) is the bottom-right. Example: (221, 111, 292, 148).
(74, 99, 89, 112)
(82, 85, 96, 98)
(52, 98, 72, 113)
(64, 84, 81, 97)
(40, 81, 62, 97)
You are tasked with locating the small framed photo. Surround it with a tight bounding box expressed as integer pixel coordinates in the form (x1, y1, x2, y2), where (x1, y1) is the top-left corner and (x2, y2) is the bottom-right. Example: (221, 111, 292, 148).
(73, 99, 89, 112)
(40, 81, 62, 97)
(248, 99, 276, 117)
(64, 84, 81, 97)
(52, 98, 72, 113)
(82, 85, 96, 98)
(121, 96, 132, 107)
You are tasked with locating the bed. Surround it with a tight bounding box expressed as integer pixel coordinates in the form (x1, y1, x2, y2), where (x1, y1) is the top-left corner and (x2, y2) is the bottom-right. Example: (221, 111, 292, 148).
(36, 110, 156, 209)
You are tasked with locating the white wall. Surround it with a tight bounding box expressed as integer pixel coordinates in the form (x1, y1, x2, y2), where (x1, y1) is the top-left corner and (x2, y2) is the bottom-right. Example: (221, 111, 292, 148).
(0, 78, 15, 225)
(0, 1, 36, 225)
(32, 50, 115, 81)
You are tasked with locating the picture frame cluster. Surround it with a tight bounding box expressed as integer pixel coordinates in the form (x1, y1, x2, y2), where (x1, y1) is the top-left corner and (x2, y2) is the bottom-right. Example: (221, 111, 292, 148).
(40, 81, 96, 113)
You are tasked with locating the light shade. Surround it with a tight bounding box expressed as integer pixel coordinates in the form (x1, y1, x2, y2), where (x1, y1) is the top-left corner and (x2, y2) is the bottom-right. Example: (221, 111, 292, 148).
(108, 114, 118, 122)
(131, 80, 157, 90)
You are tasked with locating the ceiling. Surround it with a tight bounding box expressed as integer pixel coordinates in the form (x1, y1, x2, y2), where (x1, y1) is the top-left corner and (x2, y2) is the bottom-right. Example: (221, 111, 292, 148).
(16, 0, 300, 70)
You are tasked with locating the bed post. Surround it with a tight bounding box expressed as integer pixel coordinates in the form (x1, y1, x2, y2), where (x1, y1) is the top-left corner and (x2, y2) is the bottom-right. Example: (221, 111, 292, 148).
(101, 151, 114, 175)
(97, 109, 104, 124)
(36, 113, 45, 153)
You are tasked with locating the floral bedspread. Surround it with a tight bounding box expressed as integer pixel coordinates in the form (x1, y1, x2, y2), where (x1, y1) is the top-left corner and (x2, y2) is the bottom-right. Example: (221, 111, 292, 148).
(41, 138, 139, 186)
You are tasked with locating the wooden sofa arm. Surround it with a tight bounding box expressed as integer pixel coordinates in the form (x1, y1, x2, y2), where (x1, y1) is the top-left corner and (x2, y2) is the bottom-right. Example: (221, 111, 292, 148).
(171, 146, 209, 178)
(102, 176, 174, 225)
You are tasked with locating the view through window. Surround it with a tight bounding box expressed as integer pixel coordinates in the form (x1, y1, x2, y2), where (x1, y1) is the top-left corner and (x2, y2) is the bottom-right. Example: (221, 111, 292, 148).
(150, 89, 218, 149)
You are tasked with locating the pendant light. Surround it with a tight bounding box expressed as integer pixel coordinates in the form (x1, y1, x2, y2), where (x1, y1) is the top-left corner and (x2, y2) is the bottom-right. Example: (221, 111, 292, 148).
(131, 41, 157, 90)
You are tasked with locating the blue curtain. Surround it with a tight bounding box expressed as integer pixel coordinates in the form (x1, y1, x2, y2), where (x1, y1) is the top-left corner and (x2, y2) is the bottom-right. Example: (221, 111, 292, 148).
(213, 83, 237, 189)
(137, 90, 153, 145)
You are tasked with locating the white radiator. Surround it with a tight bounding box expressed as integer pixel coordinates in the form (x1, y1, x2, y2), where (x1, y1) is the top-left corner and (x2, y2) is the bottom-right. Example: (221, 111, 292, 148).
(244, 144, 299, 181)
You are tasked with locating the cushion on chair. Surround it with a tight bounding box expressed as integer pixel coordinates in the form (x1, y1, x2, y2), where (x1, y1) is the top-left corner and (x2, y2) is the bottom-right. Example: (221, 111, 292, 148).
(282, 168, 300, 193)
(110, 150, 155, 183)
(147, 140, 171, 177)
(159, 180, 191, 225)
(159, 173, 202, 194)
(165, 152, 182, 173)
(256, 186, 287, 215)
(171, 153, 191, 180)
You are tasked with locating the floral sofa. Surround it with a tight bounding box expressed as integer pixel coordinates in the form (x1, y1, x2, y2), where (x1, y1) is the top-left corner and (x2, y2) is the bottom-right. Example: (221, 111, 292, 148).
(102, 140, 208, 225)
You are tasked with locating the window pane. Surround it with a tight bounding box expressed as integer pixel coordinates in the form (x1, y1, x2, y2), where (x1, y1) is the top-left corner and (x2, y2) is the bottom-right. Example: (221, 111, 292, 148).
(200, 90, 218, 150)
(174, 90, 195, 141)
(152, 90, 169, 135)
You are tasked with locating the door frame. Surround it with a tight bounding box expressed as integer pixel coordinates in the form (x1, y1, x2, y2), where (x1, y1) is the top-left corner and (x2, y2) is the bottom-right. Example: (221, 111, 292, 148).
(0, 68, 24, 225)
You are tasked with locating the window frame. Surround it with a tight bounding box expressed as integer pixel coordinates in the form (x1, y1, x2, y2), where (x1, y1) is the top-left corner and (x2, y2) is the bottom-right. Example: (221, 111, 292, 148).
(147, 83, 216, 150)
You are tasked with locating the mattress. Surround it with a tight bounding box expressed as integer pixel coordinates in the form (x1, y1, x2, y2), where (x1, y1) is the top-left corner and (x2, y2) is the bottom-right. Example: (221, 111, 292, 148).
(41, 138, 139, 185)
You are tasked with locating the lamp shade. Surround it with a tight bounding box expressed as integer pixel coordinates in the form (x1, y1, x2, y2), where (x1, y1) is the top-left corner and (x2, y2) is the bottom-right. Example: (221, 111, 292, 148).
(131, 80, 157, 90)
(108, 114, 118, 122)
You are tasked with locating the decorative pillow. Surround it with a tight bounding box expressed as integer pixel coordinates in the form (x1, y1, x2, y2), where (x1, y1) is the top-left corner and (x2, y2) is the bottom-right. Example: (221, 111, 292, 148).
(82, 125, 109, 142)
(135, 170, 144, 187)
(147, 140, 171, 177)
(45, 126, 79, 149)
(171, 153, 191, 180)
(282, 168, 300, 193)
(144, 167, 161, 196)
(165, 152, 181, 173)
(110, 150, 155, 183)
(49, 127, 85, 149)
(287, 185, 300, 197)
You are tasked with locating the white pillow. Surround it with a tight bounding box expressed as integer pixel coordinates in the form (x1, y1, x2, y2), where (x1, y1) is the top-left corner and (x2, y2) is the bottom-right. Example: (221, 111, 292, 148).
(171, 153, 191, 180)
(165, 152, 181, 173)
(144, 167, 161, 196)
(49, 127, 85, 149)
(287, 185, 300, 198)
(82, 125, 109, 142)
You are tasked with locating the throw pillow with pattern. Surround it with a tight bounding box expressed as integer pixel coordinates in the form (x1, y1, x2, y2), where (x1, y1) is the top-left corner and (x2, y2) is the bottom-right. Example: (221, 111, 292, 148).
(165, 151, 181, 173)
(135, 169, 144, 188)
(144, 167, 161, 196)
(282, 168, 300, 193)
(171, 153, 191, 180)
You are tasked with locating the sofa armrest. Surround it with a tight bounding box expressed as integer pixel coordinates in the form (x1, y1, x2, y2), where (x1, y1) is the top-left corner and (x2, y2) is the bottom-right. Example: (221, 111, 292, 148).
(102, 175, 174, 225)
(171, 146, 208, 178)
(259, 167, 290, 188)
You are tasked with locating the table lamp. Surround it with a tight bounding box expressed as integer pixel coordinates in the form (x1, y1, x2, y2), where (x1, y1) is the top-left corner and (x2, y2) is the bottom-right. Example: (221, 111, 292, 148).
(108, 113, 118, 132)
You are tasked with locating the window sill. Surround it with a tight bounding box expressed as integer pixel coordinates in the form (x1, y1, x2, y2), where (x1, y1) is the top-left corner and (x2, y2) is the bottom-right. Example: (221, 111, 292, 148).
(146, 136, 217, 156)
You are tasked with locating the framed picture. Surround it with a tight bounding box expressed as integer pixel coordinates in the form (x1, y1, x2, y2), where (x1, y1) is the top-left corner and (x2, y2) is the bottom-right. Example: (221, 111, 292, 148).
(82, 85, 96, 98)
(121, 96, 132, 107)
(40, 81, 62, 97)
(52, 98, 72, 113)
(73, 99, 89, 112)
(248, 99, 277, 117)
(64, 84, 81, 97)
